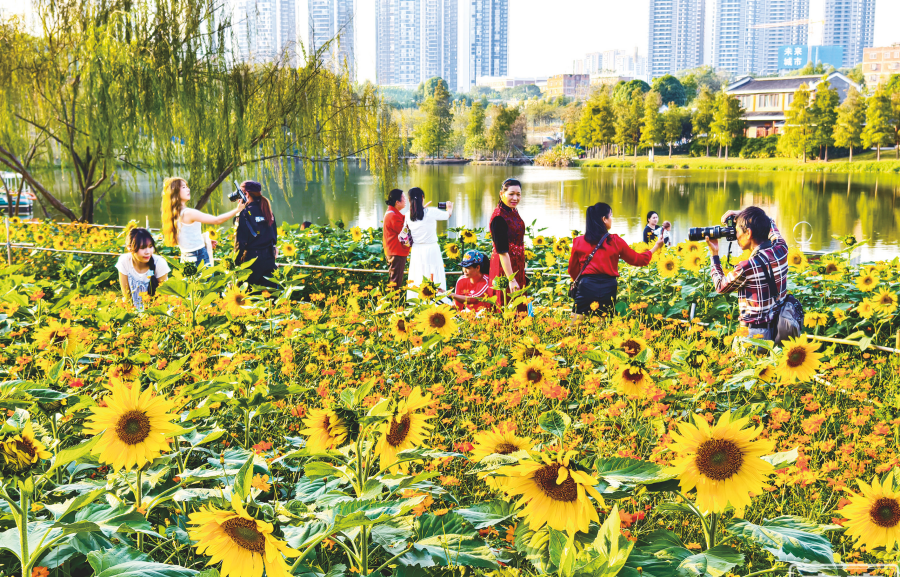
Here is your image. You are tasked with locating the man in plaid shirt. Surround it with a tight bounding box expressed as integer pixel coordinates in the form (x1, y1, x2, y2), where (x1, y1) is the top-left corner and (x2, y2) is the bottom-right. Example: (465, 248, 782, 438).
(705, 207, 788, 341)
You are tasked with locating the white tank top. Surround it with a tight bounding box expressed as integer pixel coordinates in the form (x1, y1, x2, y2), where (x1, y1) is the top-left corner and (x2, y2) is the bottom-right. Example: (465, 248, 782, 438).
(177, 216, 205, 252)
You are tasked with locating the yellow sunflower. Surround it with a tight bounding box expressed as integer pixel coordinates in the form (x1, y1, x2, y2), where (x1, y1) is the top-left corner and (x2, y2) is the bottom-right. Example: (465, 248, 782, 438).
(776, 335, 822, 384)
(0, 421, 52, 473)
(858, 300, 876, 319)
(832, 307, 848, 323)
(657, 254, 679, 278)
(818, 257, 844, 278)
(280, 243, 298, 258)
(610, 363, 652, 398)
(417, 281, 438, 300)
(755, 364, 776, 383)
(471, 427, 535, 463)
(350, 226, 363, 242)
(374, 387, 433, 471)
(497, 451, 605, 534)
(207, 228, 220, 241)
(445, 242, 461, 259)
(33, 319, 74, 351)
(545, 253, 556, 267)
(838, 470, 900, 552)
(787, 247, 807, 271)
(872, 287, 898, 316)
(682, 253, 705, 273)
(685, 241, 703, 254)
(33, 231, 47, 245)
(84, 381, 179, 470)
(668, 412, 776, 514)
(188, 494, 299, 577)
(415, 305, 457, 339)
(53, 238, 69, 251)
(803, 312, 828, 328)
(301, 408, 349, 453)
(461, 230, 478, 245)
(390, 315, 411, 339)
(511, 338, 549, 362)
(615, 336, 652, 359)
(513, 358, 557, 390)
(222, 285, 250, 316)
(532, 236, 546, 247)
(856, 272, 880, 293)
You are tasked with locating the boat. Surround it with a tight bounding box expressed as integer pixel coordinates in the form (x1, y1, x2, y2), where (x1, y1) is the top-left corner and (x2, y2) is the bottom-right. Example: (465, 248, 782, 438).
(0, 172, 35, 216)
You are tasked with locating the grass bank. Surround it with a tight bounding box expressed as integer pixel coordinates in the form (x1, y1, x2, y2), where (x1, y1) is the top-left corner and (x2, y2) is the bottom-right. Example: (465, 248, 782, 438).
(577, 152, 900, 174)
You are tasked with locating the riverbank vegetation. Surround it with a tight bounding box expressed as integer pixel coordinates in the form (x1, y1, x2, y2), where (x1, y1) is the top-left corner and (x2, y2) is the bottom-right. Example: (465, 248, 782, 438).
(577, 152, 900, 174)
(1, 218, 900, 576)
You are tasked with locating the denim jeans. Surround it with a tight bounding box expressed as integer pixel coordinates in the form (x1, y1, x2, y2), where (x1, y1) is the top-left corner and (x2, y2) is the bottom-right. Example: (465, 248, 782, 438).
(185, 246, 211, 267)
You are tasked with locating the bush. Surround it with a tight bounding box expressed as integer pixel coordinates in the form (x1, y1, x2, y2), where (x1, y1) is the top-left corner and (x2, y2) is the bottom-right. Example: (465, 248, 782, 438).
(740, 135, 781, 159)
(534, 145, 580, 167)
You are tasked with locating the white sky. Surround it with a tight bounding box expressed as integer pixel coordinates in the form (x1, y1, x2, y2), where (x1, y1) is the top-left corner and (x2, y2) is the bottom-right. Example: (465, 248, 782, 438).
(3, 0, 899, 83)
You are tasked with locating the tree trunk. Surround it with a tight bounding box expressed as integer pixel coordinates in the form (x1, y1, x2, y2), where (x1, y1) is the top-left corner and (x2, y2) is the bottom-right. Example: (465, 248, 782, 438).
(849, 146, 853, 162)
(724, 145, 729, 159)
(706, 142, 709, 157)
(824, 146, 829, 162)
(668, 143, 672, 158)
(877, 146, 881, 161)
(802, 148, 806, 163)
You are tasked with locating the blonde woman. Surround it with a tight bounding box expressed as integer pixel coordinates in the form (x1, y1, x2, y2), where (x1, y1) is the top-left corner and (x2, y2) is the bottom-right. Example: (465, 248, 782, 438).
(160, 177, 245, 265)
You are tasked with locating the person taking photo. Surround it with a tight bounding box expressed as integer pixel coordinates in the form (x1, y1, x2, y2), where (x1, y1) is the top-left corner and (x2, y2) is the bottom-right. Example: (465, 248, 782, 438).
(382, 188, 409, 291)
(705, 207, 789, 341)
(234, 180, 279, 290)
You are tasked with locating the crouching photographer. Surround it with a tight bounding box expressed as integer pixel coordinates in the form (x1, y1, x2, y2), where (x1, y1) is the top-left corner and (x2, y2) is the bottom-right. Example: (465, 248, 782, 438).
(699, 206, 801, 345)
(233, 180, 278, 290)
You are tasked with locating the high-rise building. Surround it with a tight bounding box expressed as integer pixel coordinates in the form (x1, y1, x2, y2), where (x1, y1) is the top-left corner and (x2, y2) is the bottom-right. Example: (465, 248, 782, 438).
(823, 0, 876, 68)
(710, 0, 754, 76)
(752, 0, 809, 76)
(233, 0, 289, 63)
(297, 0, 356, 74)
(457, 0, 509, 92)
(376, 0, 459, 88)
(647, 0, 704, 79)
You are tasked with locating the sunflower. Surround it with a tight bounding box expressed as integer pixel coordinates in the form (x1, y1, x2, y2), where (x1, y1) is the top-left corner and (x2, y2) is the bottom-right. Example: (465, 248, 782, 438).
(350, 226, 363, 242)
(188, 494, 299, 577)
(33, 231, 47, 245)
(207, 228, 220, 241)
(417, 281, 438, 300)
(685, 241, 703, 254)
(858, 300, 876, 319)
(415, 305, 457, 339)
(787, 247, 807, 270)
(755, 364, 776, 383)
(856, 272, 880, 293)
(445, 242, 461, 259)
(532, 236, 546, 247)
(390, 315, 411, 339)
(776, 335, 823, 384)
(461, 230, 478, 245)
(803, 312, 828, 328)
(682, 253, 705, 273)
(511, 338, 549, 362)
(280, 243, 298, 258)
(301, 409, 349, 452)
(610, 363, 652, 398)
(657, 254, 679, 278)
(545, 253, 556, 267)
(818, 257, 844, 278)
(668, 412, 776, 514)
(513, 358, 557, 390)
(84, 381, 179, 470)
(615, 336, 651, 359)
(374, 387, 433, 471)
(33, 319, 74, 351)
(0, 421, 52, 474)
(222, 285, 250, 316)
(497, 451, 605, 534)
(832, 307, 848, 323)
(53, 238, 69, 251)
(838, 470, 900, 552)
(872, 287, 898, 316)
(525, 249, 536, 261)
(471, 427, 535, 462)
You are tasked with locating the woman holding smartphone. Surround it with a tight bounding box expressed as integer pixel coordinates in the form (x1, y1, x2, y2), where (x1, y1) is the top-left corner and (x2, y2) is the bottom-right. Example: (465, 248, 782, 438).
(404, 187, 453, 300)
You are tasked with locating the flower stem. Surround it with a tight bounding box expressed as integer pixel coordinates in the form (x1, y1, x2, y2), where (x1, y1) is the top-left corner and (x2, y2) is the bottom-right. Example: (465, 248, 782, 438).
(136, 468, 144, 551)
(20, 488, 29, 576)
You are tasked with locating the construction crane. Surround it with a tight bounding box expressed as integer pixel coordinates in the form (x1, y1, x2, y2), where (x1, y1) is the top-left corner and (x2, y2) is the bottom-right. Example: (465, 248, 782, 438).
(750, 19, 824, 29)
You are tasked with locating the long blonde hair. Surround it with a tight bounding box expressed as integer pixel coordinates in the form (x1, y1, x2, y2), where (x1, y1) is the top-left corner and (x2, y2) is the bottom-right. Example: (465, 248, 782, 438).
(161, 177, 186, 247)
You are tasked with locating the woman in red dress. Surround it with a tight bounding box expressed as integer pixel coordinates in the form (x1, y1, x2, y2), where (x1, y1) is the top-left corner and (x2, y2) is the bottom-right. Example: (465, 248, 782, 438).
(488, 178, 528, 313)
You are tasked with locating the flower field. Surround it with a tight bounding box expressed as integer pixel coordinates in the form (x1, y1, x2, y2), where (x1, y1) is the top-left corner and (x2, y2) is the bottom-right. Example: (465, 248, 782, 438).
(0, 218, 899, 577)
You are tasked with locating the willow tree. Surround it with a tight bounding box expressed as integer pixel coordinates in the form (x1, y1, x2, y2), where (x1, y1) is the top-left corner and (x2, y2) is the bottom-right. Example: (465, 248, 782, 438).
(0, 0, 399, 222)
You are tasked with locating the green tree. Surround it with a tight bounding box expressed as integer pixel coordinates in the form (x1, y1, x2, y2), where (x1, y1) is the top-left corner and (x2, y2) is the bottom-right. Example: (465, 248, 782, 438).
(709, 92, 745, 158)
(651, 75, 686, 107)
(888, 82, 900, 159)
(677, 66, 729, 103)
(416, 77, 450, 102)
(811, 78, 839, 161)
(615, 88, 645, 159)
(486, 104, 521, 159)
(412, 80, 454, 157)
(613, 79, 651, 102)
(833, 86, 866, 161)
(692, 86, 716, 156)
(779, 84, 815, 162)
(663, 103, 684, 158)
(464, 100, 488, 157)
(592, 89, 617, 157)
(862, 89, 894, 161)
(640, 90, 663, 153)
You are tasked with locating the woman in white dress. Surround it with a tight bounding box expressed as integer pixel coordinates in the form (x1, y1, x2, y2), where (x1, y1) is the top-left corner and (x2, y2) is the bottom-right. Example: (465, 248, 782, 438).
(160, 176, 245, 265)
(404, 187, 453, 300)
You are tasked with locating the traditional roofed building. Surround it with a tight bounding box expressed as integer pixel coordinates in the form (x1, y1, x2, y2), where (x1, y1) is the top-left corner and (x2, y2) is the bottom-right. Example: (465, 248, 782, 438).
(724, 72, 860, 138)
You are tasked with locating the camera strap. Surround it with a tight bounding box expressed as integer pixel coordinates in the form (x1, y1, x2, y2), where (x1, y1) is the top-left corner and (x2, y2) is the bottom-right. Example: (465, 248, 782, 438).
(240, 208, 259, 238)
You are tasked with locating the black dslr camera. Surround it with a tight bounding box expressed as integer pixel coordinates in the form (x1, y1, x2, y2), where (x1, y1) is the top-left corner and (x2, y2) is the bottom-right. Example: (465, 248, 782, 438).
(228, 180, 248, 203)
(688, 215, 738, 242)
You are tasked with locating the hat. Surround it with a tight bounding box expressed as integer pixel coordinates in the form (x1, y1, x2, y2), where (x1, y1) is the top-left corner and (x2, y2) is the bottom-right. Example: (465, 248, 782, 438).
(460, 250, 485, 268)
(241, 180, 262, 193)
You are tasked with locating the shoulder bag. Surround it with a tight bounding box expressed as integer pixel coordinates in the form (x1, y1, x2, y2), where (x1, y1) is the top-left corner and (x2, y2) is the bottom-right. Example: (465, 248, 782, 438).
(398, 215, 413, 248)
(568, 233, 609, 299)
(755, 255, 803, 345)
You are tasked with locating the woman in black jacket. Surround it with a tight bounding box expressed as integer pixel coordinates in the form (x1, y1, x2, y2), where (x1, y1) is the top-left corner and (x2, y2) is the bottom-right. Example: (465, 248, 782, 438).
(234, 180, 278, 290)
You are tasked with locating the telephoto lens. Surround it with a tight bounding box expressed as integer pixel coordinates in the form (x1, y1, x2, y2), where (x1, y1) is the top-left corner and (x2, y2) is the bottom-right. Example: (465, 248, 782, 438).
(228, 180, 247, 203)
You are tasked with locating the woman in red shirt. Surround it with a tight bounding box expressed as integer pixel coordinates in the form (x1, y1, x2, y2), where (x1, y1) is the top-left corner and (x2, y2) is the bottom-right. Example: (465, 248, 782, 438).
(568, 202, 664, 317)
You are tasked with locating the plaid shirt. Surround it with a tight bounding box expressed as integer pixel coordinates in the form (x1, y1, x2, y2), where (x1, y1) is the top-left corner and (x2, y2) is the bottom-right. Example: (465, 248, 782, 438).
(710, 220, 788, 326)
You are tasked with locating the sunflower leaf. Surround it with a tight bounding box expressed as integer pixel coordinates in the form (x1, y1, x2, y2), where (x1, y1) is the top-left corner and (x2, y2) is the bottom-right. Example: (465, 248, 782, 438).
(575, 505, 634, 577)
(726, 517, 834, 564)
(620, 529, 692, 577)
(45, 435, 102, 476)
(538, 409, 571, 440)
(675, 545, 743, 577)
(232, 453, 255, 499)
(399, 512, 499, 570)
(761, 447, 799, 469)
(454, 500, 517, 530)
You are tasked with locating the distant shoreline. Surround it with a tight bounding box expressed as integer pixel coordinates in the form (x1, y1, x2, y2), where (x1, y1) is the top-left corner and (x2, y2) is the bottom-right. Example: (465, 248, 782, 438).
(577, 155, 900, 174)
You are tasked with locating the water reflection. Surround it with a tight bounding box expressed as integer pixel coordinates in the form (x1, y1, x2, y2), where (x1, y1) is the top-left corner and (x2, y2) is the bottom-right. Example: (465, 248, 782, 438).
(37, 164, 900, 260)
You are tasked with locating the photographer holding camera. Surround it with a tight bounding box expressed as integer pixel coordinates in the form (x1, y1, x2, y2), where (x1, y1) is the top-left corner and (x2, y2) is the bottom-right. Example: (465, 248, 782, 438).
(700, 207, 797, 344)
(233, 180, 279, 290)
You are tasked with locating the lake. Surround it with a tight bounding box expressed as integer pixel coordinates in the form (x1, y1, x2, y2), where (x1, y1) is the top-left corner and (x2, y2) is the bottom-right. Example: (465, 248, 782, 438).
(36, 164, 900, 260)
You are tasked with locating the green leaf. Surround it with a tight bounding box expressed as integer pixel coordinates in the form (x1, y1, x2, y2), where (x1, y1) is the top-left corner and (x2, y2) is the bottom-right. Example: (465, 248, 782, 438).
(557, 532, 578, 577)
(87, 546, 149, 572)
(575, 505, 634, 577)
(233, 453, 255, 500)
(0, 521, 61, 565)
(726, 517, 834, 564)
(538, 409, 571, 440)
(371, 518, 415, 555)
(676, 545, 743, 577)
(282, 521, 332, 549)
(621, 530, 692, 577)
(46, 435, 101, 475)
(399, 512, 499, 570)
(761, 447, 799, 469)
(454, 500, 516, 530)
(595, 457, 676, 488)
(59, 504, 158, 538)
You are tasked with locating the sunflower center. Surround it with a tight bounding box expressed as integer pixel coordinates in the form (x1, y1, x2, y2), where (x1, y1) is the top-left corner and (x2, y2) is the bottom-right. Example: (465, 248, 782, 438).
(422, 286, 435, 297)
(623, 368, 644, 383)
(869, 497, 900, 528)
(825, 263, 838, 273)
(695, 439, 744, 481)
(386, 413, 412, 447)
(115, 410, 152, 445)
(665, 261, 675, 271)
(533, 463, 578, 503)
(622, 340, 641, 357)
(880, 295, 894, 305)
(526, 368, 542, 383)
(429, 313, 446, 328)
(221, 517, 266, 553)
(494, 442, 520, 454)
(14, 439, 36, 458)
(786, 346, 807, 368)
(397, 319, 407, 332)
(524, 347, 539, 358)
